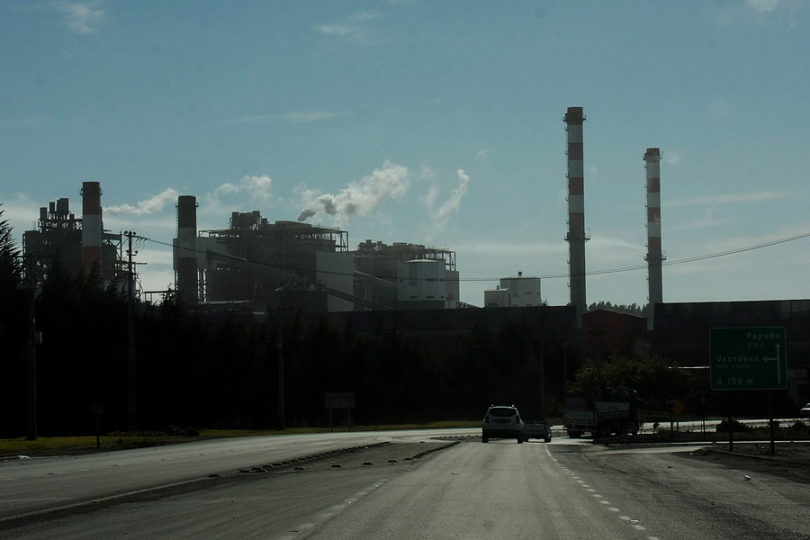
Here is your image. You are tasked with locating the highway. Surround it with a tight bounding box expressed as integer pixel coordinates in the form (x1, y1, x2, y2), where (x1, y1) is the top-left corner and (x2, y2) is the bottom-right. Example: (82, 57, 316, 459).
(2, 429, 809, 539)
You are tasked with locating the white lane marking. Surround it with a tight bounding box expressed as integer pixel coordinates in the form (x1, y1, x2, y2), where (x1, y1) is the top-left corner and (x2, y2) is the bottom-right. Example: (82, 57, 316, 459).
(544, 446, 661, 539)
(277, 480, 388, 539)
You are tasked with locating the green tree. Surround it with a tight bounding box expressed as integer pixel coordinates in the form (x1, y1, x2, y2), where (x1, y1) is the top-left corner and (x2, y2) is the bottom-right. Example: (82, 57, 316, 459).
(0, 205, 28, 436)
(0, 204, 21, 288)
(569, 353, 685, 412)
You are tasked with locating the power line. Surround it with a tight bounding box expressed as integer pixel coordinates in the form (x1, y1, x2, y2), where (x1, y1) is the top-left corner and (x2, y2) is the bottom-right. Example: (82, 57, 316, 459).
(136, 230, 810, 284)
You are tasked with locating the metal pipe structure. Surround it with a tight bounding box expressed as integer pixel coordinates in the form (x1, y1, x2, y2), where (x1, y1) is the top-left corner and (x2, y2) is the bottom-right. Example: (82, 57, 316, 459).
(644, 147, 664, 329)
(564, 107, 588, 322)
(176, 195, 199, 305)
(81, 181, 103, 277)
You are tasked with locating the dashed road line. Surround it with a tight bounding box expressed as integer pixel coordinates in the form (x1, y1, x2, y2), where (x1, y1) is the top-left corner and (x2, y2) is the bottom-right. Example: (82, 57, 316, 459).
(545, 446, 661, 539)
(277, 479, 388, 539)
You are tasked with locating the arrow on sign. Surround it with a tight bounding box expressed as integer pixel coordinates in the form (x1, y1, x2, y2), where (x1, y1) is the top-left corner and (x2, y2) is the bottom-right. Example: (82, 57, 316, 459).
(762, 343, 782, 385)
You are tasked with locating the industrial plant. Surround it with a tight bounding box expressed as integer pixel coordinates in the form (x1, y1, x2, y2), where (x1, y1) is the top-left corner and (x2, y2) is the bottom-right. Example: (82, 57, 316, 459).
(17, 107, 809, 405)
(13, 105, 810, 430)
(20, 107, 655, 317)
(21, 182, 132, 292)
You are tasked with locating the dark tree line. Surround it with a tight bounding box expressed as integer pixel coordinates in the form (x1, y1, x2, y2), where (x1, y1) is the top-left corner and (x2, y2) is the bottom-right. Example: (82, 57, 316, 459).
(587, 301, 648, 317)
(1, 207, 575, 435)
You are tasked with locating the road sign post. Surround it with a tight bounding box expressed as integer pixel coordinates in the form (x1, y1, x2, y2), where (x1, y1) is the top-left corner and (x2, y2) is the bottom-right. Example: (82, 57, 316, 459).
(710, 327, 787, 454)
(709, 327, 787, 390)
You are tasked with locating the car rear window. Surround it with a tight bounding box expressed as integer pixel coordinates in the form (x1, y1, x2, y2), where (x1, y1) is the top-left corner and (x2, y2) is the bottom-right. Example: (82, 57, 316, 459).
(489, 407, 517, 417)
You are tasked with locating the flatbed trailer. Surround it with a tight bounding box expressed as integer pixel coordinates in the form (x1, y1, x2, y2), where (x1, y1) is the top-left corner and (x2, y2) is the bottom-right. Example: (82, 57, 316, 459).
(564, 387, 640, 438)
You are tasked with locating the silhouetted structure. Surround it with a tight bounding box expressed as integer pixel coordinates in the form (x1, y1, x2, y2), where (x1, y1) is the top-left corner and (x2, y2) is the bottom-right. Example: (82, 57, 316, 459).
(644, 148, 665, 330)
(23, 184, 123, 289)
(351, 240, 458, 310)
(564, 107, 588, 323)
(191, 211, 353, 312)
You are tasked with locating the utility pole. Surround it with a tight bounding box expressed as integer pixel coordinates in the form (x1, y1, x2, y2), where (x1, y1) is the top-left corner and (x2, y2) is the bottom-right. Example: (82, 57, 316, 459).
(23, 254, 41, 441)
(277, 327, 285, 430)
(124, 231, 137, 432)
(26, 288, 37, 440)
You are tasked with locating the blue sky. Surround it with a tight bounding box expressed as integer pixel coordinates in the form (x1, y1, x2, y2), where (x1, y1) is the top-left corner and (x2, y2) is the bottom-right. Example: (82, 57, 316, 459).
(2, 0, 809, 307)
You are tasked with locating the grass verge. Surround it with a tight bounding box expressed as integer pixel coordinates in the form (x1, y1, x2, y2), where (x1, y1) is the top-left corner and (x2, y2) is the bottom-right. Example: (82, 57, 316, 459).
(0, 420, 480, 457)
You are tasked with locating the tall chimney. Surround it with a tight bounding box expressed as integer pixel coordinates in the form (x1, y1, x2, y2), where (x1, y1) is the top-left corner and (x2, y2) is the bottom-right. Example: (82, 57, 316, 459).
(644, 148, 664, 329)
(176, 195, 198, 304)
(81, 181, 103, 277)
(564, 107, 588, 322)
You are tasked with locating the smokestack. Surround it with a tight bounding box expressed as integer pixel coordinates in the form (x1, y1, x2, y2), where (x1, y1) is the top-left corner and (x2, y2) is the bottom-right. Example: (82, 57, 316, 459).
(644, 148, 664, 329)
(564, 107, 588, 322)
(81, 181, 103, 277)
(176, 195, 198, 304)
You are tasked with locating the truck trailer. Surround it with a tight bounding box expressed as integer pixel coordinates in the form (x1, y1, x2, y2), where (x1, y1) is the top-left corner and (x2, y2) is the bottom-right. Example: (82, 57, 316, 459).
(564, 386, 640, 438)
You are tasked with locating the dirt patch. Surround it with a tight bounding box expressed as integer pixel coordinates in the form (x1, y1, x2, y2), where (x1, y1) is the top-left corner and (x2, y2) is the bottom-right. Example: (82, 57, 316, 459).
(234, 440, 459, 475)
(681, 442, 810, 484)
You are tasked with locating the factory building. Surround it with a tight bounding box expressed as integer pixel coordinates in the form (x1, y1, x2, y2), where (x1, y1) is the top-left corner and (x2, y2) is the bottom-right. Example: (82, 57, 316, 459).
(180, 210, 354, 312)
(484, 273, 542, 308)
(484, 288, 510, 308)
(352, 240, 458, 310)
(396, 259, 457, 310)
(22, 182, 123, 290)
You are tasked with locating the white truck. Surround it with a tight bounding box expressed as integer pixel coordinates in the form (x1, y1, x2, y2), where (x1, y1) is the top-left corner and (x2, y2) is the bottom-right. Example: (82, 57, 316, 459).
(564, 386, 640, 438)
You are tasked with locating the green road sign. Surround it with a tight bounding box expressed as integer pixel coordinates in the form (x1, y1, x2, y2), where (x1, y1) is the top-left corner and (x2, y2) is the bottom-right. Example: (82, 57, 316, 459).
(710, 327, 787, 390)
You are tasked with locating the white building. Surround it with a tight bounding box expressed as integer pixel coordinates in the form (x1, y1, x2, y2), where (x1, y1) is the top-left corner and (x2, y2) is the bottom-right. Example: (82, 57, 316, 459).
(484, 272, 542, 307)
(397, 259, 458, 309)
(484, 287, 510, 308)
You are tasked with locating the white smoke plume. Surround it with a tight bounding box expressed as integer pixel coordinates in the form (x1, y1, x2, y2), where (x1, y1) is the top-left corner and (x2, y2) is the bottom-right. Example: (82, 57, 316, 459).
(211, 174, 272, 204)
(297, 161, 409, 224)
(105, 188, 179, 215)
(433, 169, 470, 223)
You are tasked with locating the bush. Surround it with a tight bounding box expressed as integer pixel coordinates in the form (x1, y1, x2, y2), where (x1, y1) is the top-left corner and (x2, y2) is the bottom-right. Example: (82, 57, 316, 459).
(716, 418, 752, 433)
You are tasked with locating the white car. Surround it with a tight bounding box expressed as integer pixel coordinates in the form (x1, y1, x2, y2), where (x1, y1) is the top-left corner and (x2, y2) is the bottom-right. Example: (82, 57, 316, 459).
(482, 405, 525, 443)
(800, 403, 810, 417)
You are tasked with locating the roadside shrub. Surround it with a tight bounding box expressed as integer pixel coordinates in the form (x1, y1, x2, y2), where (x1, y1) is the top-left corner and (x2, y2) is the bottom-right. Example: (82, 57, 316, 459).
(716, 418, 752, 433)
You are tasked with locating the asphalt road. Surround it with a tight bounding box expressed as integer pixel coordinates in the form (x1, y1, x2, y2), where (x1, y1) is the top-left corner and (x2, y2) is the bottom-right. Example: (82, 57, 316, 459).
(3, 431, 810, 539)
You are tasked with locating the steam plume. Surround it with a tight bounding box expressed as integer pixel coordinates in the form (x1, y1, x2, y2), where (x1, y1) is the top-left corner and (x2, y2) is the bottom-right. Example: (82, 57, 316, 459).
(297, 161, 409, 224)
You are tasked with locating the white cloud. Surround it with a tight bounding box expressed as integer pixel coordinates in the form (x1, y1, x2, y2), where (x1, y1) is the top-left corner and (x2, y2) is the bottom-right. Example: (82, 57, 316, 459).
(317, 24, 354, 38)
(668, 191, 789, 208)
(745, 0, 781, 13)
(50, 1, 106, 35)
(297, 161, 409, 225)
(476, 148, 488, 160)
(205, 175, 273, 211)
(225, 111, 348, 124)
(315, 10, 382, 43)
(105, 188, 179, 216)
(284, 111, 347, 123)
(669, 211, 729, 232)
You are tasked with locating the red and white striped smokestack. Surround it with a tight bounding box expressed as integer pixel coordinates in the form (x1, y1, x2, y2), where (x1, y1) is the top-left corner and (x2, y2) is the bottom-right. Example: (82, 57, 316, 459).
(175, 195, 198, 304)
(81, 181, 103, 277)
(564, 107, 588, 322)
(644, 148, 664, 328)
